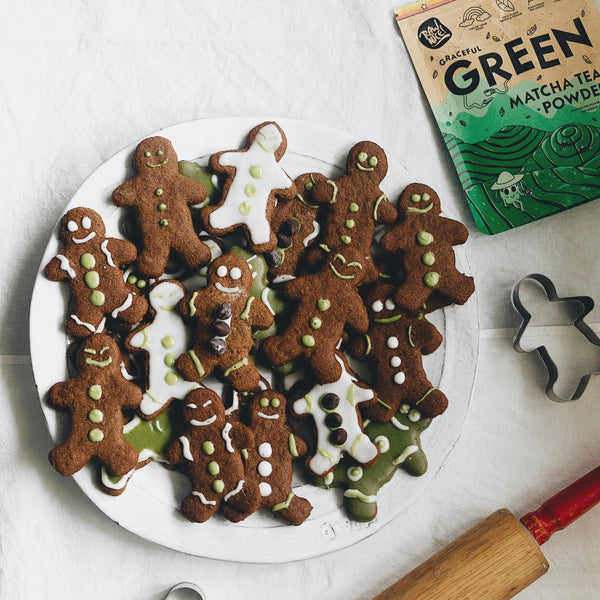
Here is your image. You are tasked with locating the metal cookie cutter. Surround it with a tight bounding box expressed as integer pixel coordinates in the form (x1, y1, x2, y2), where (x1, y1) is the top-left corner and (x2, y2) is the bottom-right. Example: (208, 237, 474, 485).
(511, 273, 600, 402)
(165, 583, 206, 600)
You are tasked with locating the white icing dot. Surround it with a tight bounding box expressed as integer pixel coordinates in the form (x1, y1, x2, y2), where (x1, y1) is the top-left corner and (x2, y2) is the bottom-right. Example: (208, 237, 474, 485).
(386, 336, 399, 349)
(258, 460, 273, 477)
(393, 371, 406, 385)
(371, 300, 384, 313)
(390, 356, 402, 368)
(230, 266, 242, 280)
(324, 472, 334, 485)
(259, 482, 272, 497)
(67, 220, 78, 232)
(374, 435, 390, 453)
(385, 298, 395, 310)
(346, 466, 363, 482)
(258, 442, 272, 458)
(216, 265, 228, 277)
(82, 216, 92, 229)
(409, 409, 421, 422)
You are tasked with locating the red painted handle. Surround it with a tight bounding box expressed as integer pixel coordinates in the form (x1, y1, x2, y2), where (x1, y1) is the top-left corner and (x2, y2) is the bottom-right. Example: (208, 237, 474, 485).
(520, 464, 600, 545)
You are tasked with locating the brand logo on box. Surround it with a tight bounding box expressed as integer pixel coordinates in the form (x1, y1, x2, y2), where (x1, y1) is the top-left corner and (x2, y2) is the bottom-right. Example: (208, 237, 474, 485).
(418, 17, 452, 49)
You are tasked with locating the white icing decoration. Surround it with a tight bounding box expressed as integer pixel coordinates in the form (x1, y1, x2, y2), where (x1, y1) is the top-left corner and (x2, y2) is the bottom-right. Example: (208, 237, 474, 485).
(111, 293, 133, 318)
(221, 422, 234, 453)
(215, 282, 239, 294)
(346, 466, 363, 482)
(70, 314, 105, 333)
(385, 298, 396, 310)
(100, 239, 115, 267)
(259, 482, 272, 497)
(374, 435, 390, 453)
(344, 489, 378, 503)
(386, 336, 399, 349)
(323, 472, 334, 486)
(81, 216, 92, 229)
(258, 460, 273, 477)
(371, 300, 384, 313)
(72, 231, 96, 244)
(192, 491, 217, 506)
(271, 274, 296, 284)
(302, 221, 320, 247)
(216, 265, 228, 277)
(133, 281, 199, 417)
(209, 123, 293, 245)
(67, 220, 78, 232)
(392, 444, 419, 466)
(230, 266, 242, 280)
(179, 435, 193, 461)
(257, 411, 279, 420)
(393, 371, 406, 385)
(224, 479, 245, 501)
(190, 415, 217, 427)
(390, 356, 401, 368)
(390, 416, 409, 431)
(301, 354, 378, 476)
(56, 254, 76, 279)
(100, 466, 134, 491)
(258, 443, 272, 458)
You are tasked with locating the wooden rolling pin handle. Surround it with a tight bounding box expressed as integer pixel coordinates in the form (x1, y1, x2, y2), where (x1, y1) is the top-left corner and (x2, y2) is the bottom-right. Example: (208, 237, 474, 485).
(520, 464, 600, 545)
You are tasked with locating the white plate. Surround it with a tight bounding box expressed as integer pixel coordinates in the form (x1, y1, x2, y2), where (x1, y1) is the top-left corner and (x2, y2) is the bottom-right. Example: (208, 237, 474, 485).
(30, 116, 479, 563)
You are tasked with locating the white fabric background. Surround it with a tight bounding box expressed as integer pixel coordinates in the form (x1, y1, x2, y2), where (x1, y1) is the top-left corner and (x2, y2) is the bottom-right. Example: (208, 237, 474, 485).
(2, 1, 600, 599)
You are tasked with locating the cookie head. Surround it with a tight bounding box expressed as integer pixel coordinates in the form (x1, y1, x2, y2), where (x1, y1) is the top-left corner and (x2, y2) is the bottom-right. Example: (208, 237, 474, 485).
(248, 391, 287, 427)
(133, 136, 178, 174)
(366, 283, 402, 322)
(248, 121, 287, 161)
(400, 184, 441, 217)
(59, 207, 105, 245)
(148, 280, 185, 312)
(182, 388, 226, 427)
(327, 248, 366, 286)
(347, 141, 388, 182)
(76, 333, 120, 372)
(208, 254, 253, 295)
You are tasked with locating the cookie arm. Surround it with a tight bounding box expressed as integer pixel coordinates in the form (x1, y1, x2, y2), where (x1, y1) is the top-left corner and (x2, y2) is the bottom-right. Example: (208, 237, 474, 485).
(179, 175, 208, 207)
(164, 437, 185, 465)
(412, 320, 443, 356)
(105, 237, 138, 267)
(289, 432, 308, 459)
(119, 380, 143, 411)
(373, 193, 398, 224)
(47, 380, 75, 409)
(44, 255, 74, 282)
(230, 423, 254, 454)
(346, 333, 370, 360)
(111, 179, 137, 208)
(379, 219, 412, 254)
(440, 216, 469, 245)
(249, 298, 275, 331)
(311, 180, 338, 206)
(345, 296, 370, 334)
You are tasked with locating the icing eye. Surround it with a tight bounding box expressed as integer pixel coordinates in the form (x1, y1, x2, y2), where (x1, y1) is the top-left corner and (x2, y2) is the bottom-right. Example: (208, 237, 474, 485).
(216, 265, 228, 278)
(259, 397, 269, 408)
(67, 220, 78, 232)
(410, 194, 421, 203)
(385, 298, 395, 310)
(374, 435, 390, 453)
(358, 151, 368, 163)
(157, 149, 164, 156)
(368, 156, 378, 167)
(270, 397, 281, 408)
(230, 267, 242, 280)
(81, 216, 92, 229)
(371, 300, 384, 312)
(346, 466, 363, 482)
(144, 151, 151, 158)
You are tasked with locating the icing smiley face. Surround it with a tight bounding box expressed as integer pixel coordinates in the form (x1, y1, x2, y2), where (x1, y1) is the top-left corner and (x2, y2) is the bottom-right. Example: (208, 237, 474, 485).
(208, 255, 253, 296)
(251, 392, 285, 424)
(367, 286, 402, 324)
(182, 389, 227, 429)
(59, 208, 105, 245)
(327, 248, 366, 285)
(148, 280, 185, 312)
(76, 333, 120, 372)
(348, 141, 388, 180)
(133, 136, 178, 173)
(404, 189, 440, 216)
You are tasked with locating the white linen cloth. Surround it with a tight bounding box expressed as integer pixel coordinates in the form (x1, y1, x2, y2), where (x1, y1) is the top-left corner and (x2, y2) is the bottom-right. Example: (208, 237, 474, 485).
(2, 1, 600, 598)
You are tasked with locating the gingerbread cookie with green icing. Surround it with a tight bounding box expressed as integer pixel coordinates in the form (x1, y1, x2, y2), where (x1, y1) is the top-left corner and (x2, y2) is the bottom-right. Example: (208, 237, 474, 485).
(380, 183, 475, 313)
(112, 136, 212, 279)
(176, 253, 274, 392)
(347, 282, 448, 420)
(48, 333, 142, 478)
(203, 122, 296, 254)
(265, 171, 327, 283)
(165, 388, 260, 523)
(125, 279, 199, 420)
(262, 246, 369, 384)
(44, 207, 148, 338)
(230, 390, 312, 525)
(307, 141, 397, 284)
(318, 404, 430, 522)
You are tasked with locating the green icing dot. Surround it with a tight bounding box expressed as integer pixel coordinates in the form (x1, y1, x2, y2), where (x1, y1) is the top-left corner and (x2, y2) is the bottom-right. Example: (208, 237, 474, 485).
(127, 275, 138, 285)
(164, 352, 177, 367)
(317, 298, 331, 311)
(260, 397, 269, 408)
(164, 371, 179, 385)
(244, 183, 258, 197)
(422, 192, 431, 202)
(212, 479, 225, 494)
(87, 384, 102, 400)
(239, 201, 252, 215)
(310, 316, 322, 329)
(84, 271, 100, 289)
(249, 165, 263, 179)
(424, 271, 440, 287)
(416, 230, 434, 246)
(345, 219, 355, 229)
(161, 335, 176, 349)
(88, 428, 104, 443)
(154, 187, 164, 196)
(358, 151, 368, 162)
(301, 334, 316, 348)
(87, 409, 104, 423)
(340, 235, 351, 244)
(271, 397, 280, 408)
(157, 203, 167, 212)
(349, 202, 359, 212)
(136, 280, 147, 289)
(421, 251, 436, 266)
(410, 194, 421, 203)
(80, 253, 96, 269)
(202, 441, 215, 455)
(159, 218, 169, 227)
(89, 290, 105, 307)
(207, 461, 220, 476)
(368, 156, 378, 167)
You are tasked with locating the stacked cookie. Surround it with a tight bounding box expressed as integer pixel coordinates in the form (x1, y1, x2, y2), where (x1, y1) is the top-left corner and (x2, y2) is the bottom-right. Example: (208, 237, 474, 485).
(45, 121, 474, 524)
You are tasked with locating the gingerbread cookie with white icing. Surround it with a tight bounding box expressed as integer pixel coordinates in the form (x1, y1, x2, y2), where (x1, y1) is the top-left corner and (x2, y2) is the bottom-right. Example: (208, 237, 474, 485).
(112, 136, 212, 279)
(203, 122, 296, 254)
(44, 207, 148, 338)
(48, 333, 142, 477)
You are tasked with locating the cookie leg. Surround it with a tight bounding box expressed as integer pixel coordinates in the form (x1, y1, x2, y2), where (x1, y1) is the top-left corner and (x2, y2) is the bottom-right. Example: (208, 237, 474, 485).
(394, 279, 432, 313)
(344, 487, 379, 522)
(224, 359, 261, 392)
(272, 492, 312, 526)
(99, 439, 139, 478)
(175, 350, 213, 383)
(414, 386, 448, 418)
(137, 244, 171, 279)
(308, 347, 343, 383)
(111, 291, 148, 325)
(173, 235, 212, 271)
(180, 491, 219, 523)
(49, 442, 91, 476)
(437, 271, 475, 306)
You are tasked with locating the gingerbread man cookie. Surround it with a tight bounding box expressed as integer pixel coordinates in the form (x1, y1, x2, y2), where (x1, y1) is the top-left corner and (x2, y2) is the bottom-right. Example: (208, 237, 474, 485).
(203, 122, 296, 254)
(125, 280, 200, 419)
(348, 282, 448, 420)
(44, 207, 148, 338)
(292, 351, 379, 476)
(379, 183, 475, 312)
(112, 136, 212, 278)
(308, 141, 397, 284)
(48, 333, 142, 477)
(165, 388, 259, 523)
(262, 247, 369, 384)
(241, 390, 312, 525)
(176, 253, 274, 391)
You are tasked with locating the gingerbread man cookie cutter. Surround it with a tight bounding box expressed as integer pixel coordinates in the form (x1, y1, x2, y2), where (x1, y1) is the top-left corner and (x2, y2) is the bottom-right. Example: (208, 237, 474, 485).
(511, 273, 600, 403)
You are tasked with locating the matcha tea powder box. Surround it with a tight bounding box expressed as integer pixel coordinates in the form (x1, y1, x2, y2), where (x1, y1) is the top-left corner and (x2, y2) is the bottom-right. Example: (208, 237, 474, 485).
(396, 0, 600, 234)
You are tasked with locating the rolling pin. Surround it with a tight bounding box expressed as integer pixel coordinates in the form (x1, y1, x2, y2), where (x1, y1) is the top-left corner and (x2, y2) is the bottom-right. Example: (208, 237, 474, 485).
(373, 464, 600, 600)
